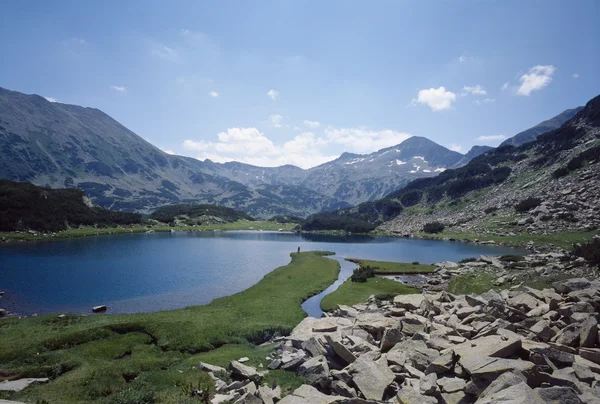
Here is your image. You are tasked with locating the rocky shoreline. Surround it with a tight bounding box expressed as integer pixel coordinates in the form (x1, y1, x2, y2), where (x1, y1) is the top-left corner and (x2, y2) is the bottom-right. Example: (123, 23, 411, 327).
(196, 250, 600, 403)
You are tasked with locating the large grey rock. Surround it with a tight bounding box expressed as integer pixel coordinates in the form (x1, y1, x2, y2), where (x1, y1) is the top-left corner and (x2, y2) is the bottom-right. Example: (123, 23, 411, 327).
(229, 361, 262, 382)
(380, 327, 403, 352)
(580, 316, 598, 348)
(0, 378, 49, 392)
(391, 339, 438, 371)
(552, 278, 591, 294)
(437, 377, 467, 393)
(199, 361, 226, 374)
(553, 324, 581, 347)
(325, 335, 357, 365)
(475, 382, 545, 404)
(298, 356, 330, 388)
(450, 335, 522, 373)
(396, 387, 437, 404)
(479, 371, 527, 399)
(234, 392, 262, 404)
(394, 294, 426, 310)
(257, 385, 280, 404)
(535, 386, 583, 403)
(278, 384, 343, 404)
(302, 336, 327, 358)
(509, 292, 541, 312)
(419, 373, 438, 396)
(348, 356, 395, 401)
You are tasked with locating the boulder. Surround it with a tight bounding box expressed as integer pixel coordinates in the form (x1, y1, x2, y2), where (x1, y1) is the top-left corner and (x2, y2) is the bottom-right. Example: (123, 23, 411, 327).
(394, 294, 426, 311)
(419, 373, 438, 396)
(298, 356, 330, 388)
(437, 377, 467, 393)
(580, 316, 598, 348)
(0, 378, 50, 392)
(396, 387, 438, 404)
(535, 386, 583, 404)
(199, 362, 226, 374)
(552, 278, 591, 294)
(229, 361, 262, 382)
(347, 356, 395, 401)
(380, 327, 403, 352)
(277, 384, 343, 404)
(475, 382, 545, 404)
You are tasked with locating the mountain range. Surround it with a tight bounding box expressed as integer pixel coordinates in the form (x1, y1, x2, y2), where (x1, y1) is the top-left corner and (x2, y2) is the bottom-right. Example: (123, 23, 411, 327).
(0, 86, 583, 218)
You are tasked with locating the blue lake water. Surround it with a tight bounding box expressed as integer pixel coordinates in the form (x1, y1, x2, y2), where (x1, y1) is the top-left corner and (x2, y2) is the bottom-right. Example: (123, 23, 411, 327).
(0, 231, 523, 316)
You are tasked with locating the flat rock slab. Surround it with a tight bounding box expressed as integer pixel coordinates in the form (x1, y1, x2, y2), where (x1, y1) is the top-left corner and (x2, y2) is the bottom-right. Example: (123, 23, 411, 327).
(475, 382, 545, 404)
(348, 356, 395, 401)
(394, 294, 426, 310)
(451, 335, 522, 372)
(278, 384, 343, 404)
(0, 378, 49, 392)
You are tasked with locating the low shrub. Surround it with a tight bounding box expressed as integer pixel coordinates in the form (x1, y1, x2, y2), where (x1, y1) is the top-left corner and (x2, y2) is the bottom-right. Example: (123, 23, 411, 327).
(423, 222, 445, 234)
(459, 257, 478, 263)
(515, 197, 542, 213)
(572, 238, 600, 268)
(351, 265, 375, 283)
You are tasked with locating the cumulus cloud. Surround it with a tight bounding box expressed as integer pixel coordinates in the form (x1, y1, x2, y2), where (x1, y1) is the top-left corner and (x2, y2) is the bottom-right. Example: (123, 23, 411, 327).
(110, 85, 127, 93)
(517, 65, 556, 96)
(474, 98, 496, 105)
(183, 128, 334, 168)
(413, 87, 456, 111)
(572, 73, 580, 79)
(501, 82, 509, 91)
(303, 120, 321, 129)
(462, 85, 487, 95)
(209, 91, 219, 97)
(44, 96, 58, 103)
(323, 127, 412, 153)
(449, 144, 463, 152)
(182, 126, 414, 169)
(151, 45, 177, 60)
(267, 89, 279, 100)
(266, 114, 284, 128)
(476, 134, 506, 142)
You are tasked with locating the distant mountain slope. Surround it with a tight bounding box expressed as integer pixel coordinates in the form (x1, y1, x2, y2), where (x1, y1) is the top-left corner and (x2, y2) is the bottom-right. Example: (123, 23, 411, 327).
(202, 136, 466, 206)
(500, 107, 583, 147)
(0, 87, 346, 218)
(308, 94, 600, 233)
(450, 145, 494, 168)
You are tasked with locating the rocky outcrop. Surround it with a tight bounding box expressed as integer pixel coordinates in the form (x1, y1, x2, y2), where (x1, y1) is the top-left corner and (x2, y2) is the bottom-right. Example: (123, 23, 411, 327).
(205, 278, 600, 403)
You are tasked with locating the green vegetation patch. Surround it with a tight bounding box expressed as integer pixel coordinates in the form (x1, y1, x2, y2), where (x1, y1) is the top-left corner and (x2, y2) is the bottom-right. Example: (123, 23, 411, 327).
(149, 203, 254, 224)
(0, 251, 339, 403)
(320, 277, 418, 311)
(347, 258, 435, 274)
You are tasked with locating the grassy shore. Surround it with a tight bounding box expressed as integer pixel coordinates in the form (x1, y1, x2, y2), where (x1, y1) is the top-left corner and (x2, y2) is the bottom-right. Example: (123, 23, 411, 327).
(320, 277, 418, 312)
(0, 251, 338, 403)
(347, 258, 435, 274)
(413, 229, 596, 249)
(0, 220, 297, 243)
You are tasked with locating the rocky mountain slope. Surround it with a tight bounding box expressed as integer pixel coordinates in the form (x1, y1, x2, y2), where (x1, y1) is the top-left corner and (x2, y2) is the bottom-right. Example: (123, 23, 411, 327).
(500, 107, 583, 147)
(0, 87, 349, 218)
(379, 94, 599, 236)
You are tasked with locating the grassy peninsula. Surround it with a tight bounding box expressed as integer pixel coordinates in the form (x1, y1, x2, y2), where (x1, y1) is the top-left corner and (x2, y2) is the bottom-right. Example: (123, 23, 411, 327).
(0, 251, 338, 403)
(320, 277, 417, 311)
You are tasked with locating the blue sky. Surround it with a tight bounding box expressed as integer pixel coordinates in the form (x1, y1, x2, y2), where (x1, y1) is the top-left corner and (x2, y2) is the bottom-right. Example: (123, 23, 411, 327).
(1, 0, 598, 168)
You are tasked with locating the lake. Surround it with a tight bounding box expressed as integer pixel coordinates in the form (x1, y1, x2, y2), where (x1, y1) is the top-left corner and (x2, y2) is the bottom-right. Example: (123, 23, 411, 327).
(0, 231, 523, 316)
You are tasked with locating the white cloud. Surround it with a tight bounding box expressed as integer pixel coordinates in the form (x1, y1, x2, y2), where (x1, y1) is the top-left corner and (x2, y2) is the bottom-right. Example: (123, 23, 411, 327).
(182, 126, 414, 169)
(517, 65, 556, 96)
(474, 98, 496, 105)
(323, 127, 412, 153)
(413, 87, 456, 111)
(209, 91, 219, 97)
(44, 96, 58, 103)
(458, 54, 475, 63)
(303, 120, 321, 129)
(462, 85, 487, 95)
(449, 144, 463, 152)
(267, 89, 279, 100)
(110, 85, 127, 93)
(476, 134, 506, 142)
(501, 82, 509, 91)
(572, 73, 580, 79)
(265, 114, 284, 128)
(183, 128, 335, 169)
(152, 45, 177, 60)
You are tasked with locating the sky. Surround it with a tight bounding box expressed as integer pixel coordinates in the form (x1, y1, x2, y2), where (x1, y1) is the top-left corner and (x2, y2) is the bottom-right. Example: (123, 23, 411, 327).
(1, 1, 599, 169)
